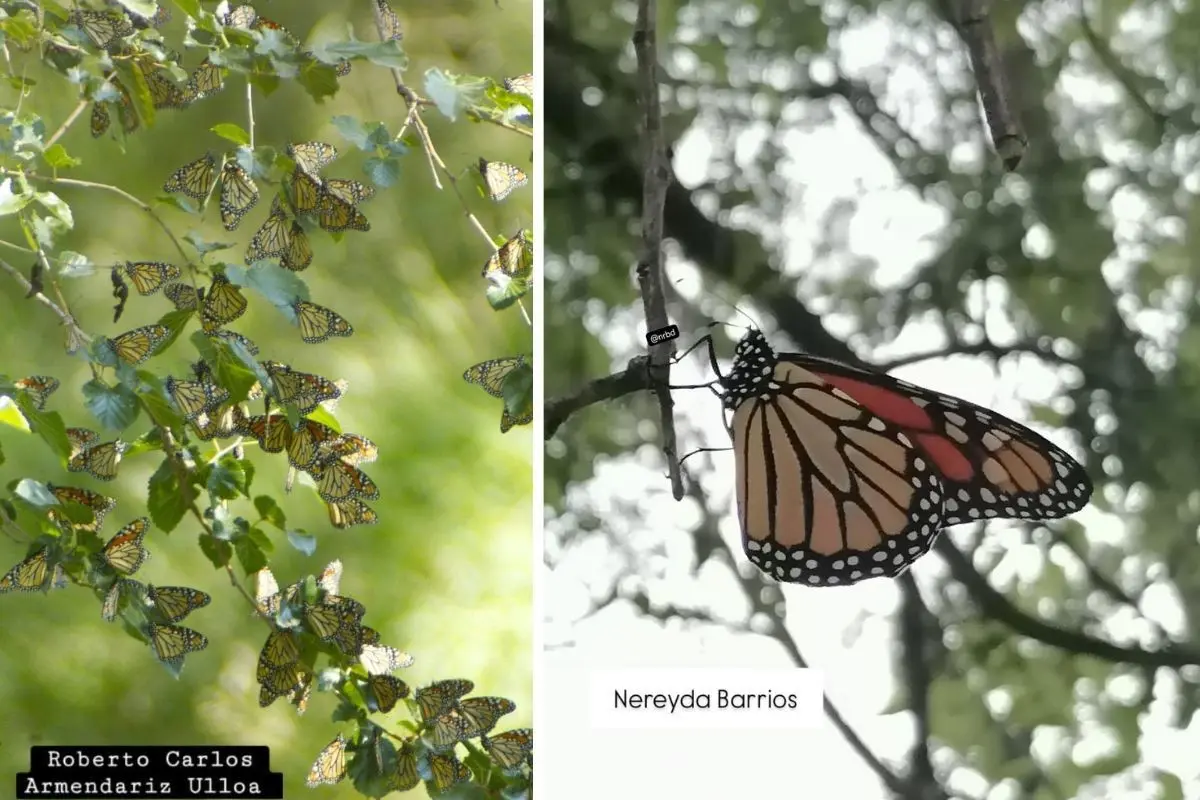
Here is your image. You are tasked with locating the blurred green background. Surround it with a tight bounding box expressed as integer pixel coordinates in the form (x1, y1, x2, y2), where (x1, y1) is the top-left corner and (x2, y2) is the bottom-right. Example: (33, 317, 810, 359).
(0, 1, 531, 797)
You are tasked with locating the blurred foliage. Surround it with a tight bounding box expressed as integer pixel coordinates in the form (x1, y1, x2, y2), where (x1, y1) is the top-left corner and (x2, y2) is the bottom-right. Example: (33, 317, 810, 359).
(546, 0, 1199, 797)
(0, 0, 532, 798)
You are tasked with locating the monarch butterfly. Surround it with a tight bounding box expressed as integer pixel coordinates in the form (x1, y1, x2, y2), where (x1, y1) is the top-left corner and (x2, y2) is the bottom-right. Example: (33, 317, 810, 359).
(324, 178, 375, 206)
(148, 622, 208, 666)
(100, 517, 151, 575)
(122, 261, 181, 296)
(426, 709, 472, 749)
(701, 329, 1094, 587)
(286, 418, 341, 469)
(427, 752, 470, 791)
(129, 3, 171, 29)
(463, 356, 526, 398)
(481, 729, 532, 770)
(388, 742, 420, 792)
(287, 167, 324, 214)
(455, 696, 516, 738)
(306, 735, 348, 788)
(503, 74, 533, 97)
(239, 414, 292, 454)
(360, 626, 381, 646)
(477, 158, 528, 201)
(147, 585, 211, 624)
(260, 362, 342, 414)
(68, 439, 127, 481)
(200, 274, 248, 333)
(317, 433, 378, 466)
(164, 153, 218, 200)
(66, 427, 100, 457)
(259, 661, 314, 711)
(47, 484, 116, 532)
(317, 560, 343, 595)
(482, 231, 530, 282)
(223, 4, 259, 28)
(415, 679, 474, 722)
(500, 407, 533, 434)
(304, 602, 360, 642)
(316, 191, 371, 233)
(258, 630, 301, 671)
(0, 547, 54, 593)
(246, 196, 295, 264)
(136, 64, 188, 110)
(292, 300, 354, 344)
(219, 161, 259, 231)
(14, 375, 60, 410)
(71, 9, 134, 49)
(360, 643, 412, 675)
(164, 281, 199, 311)
(166, 372, 229, 420)
(184, 58, 224, 101)
(287, 142, 339, 178)
(90, 103, 112, 138)
(327, 498, 379, 529)
(108, 324, 171, 365)
(309, 459, 380, 503)
(101, 579, 127, 621)
(191, 404, 245, 442)
(364, 675, 410, 713)
(209, 329, 260, 356)
(375, 0, 403, 40)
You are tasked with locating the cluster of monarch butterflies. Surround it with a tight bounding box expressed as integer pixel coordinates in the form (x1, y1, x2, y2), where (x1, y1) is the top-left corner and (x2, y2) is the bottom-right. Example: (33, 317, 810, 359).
(0, 488, 210, 671)
(701, 329, 1094, 587)
(477, 158, 529, 202)
(254, 562, 411, 713)
(75, 2, 360, 140)
(306, 678, 530, 793)
(463, 355, 533, 433)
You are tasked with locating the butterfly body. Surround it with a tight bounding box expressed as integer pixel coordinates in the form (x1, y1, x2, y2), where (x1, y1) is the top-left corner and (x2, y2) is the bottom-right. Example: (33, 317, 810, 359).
(718, 330, 1093, 587)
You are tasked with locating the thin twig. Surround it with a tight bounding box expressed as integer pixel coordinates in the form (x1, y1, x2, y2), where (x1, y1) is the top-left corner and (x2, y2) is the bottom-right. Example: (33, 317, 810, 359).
(45, 99, 89, 150)
(544, 356, 653, 439)
(0, 256, 89, 347)
(633, 0, 683, 500)
(958, 0, 1026, 170)
(875, 340, 1077, 371)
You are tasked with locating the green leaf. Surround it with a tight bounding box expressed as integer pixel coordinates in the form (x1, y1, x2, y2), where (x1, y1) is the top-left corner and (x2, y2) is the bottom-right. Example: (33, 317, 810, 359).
(211, 122, 251, 146)
(184, 230, 235, 257)
(148, 457, 189, 533)
(17, 401, 71, 460)
(42, 144, 81, 169)
(113, 0, 158, 17)
(364, 157, 401, 188)
(331, 115, 370, 149)
(424, 68, 467, 121)
(227, 262, 308, 309)
(0, 397, 30, 432)
(296, 63, 338, 102)
(199, 532, 233, 569)
(254, 495, 287, 530)
(207, 456, 248, 501)
(486, 275, 530, 310)
(321, 39, 407, 70)
(0, 177, 33, 216)
(34, 191, 72, 228)
(234, 533, 267, 575)
(82, 379, 141, 431)
(286, 530, 317, 556)
(15, 478, 55, 508)
(503, 360, 533, 416)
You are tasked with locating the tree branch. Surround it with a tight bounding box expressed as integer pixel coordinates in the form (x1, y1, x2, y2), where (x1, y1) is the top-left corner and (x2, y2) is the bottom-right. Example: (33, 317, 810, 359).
(544, 356, 652, 439)
(957, 0, 1026, 170)
(936, 536, 1200, 667)
(633, 0, 683, 499)
(875, 340, 1076, 372)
